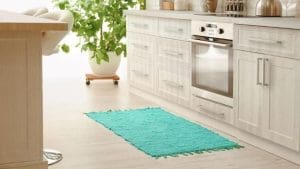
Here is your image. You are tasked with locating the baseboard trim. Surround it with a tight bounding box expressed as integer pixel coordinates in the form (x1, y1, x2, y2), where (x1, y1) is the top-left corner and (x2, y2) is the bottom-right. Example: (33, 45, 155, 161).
(0, 160, 47, 169)
(130, 87, 300, 165)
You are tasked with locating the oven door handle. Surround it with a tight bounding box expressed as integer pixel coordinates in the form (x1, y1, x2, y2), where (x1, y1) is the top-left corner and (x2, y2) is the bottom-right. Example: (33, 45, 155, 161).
(189, 39, 232, 48)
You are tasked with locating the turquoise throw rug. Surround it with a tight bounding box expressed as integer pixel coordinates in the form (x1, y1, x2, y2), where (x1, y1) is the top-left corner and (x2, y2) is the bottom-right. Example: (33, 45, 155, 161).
(86, 107, 241, 158)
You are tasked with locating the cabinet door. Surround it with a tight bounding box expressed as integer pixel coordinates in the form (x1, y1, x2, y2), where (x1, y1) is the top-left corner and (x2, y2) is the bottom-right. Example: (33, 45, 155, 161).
(0, 32, 43, 164)
(234, 51, 264, 135)
(262, 56, 300, 151)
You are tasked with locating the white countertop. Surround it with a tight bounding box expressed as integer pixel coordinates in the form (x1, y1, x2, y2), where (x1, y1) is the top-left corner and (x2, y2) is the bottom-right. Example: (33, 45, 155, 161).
(125, 10, 300, 30)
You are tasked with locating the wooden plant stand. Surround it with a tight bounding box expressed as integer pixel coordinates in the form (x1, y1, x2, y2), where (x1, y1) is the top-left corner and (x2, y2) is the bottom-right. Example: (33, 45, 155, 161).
(85, 74, 120, 85)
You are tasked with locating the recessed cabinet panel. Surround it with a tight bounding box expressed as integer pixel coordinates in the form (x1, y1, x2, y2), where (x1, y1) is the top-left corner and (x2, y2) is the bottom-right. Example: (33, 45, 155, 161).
(129, 59, 154, 92)
(158, 18, 190, 40)
(0, 39, 28, 164)
(0, 32, 42, 164)
(235, 50, 300, 151)
(158, 38, 190, 63)
(263, 56, 300, 151)
(127, 32, 156, 61)
(127, 15, 158, 35)
(234, 51, 262, 135)
(157, 68, 190, 106)
(235, 25, 297, 59)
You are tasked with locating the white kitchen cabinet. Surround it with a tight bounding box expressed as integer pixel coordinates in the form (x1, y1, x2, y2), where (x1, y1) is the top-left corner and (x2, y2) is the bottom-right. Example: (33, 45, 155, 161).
(156, 38, 191, 106)
(127, 15, 158, 35)
(262, 55, 300, 151)
(127, 32, 156, 62)
(234, 51, 263, 136)
(127, 16, 191, 101)
(191, 93, 234, 125)
(158, 37, 190, 63)
(157, 64, 190, 106)
(158, 18, 190, 40)
(127, 32, 156, 93)
(234, 50, 300, 151)
(235, 25, 299, 59)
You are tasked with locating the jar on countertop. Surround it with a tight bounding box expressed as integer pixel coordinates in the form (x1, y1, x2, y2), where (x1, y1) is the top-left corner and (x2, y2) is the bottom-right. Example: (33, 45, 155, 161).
(174, 0, 189, 10)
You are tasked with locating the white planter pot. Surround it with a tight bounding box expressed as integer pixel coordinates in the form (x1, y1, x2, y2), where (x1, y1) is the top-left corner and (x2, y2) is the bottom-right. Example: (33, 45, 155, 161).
(88, 51, 121, 76)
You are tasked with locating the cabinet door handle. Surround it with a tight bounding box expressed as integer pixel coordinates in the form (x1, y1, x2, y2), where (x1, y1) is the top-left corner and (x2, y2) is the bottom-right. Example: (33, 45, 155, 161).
(131, 43, 148, 50)
(163, 50, 183, 58)
(248, 37, 282, 45)
(197, 105, 225, 119)
(131, 70, 149, 77)
(131, 23, 149, 29)
(164, 27, 184, 33)
(163, 80, 184, 88)
(263, 58, 269, 86)
(257, 58, 263, 86)
(192, 94, 232, 108)
(189, 39, 232, 48)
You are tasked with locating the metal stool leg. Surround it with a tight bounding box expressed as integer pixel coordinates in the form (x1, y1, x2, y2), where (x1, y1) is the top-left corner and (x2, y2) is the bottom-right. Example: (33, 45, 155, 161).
(43, 149, 63, 165)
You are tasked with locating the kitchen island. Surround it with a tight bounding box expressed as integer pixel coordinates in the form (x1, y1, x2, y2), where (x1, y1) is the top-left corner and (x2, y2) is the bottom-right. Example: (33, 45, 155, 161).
(0, 10, 68, 169)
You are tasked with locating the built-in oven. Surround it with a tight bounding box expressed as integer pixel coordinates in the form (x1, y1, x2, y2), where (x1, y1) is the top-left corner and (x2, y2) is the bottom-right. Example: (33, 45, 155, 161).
(190, 21, 234, 107)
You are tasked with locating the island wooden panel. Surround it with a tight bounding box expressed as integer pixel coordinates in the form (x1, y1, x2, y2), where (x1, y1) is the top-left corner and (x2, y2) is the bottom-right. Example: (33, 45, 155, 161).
(0, 10, 68, 31)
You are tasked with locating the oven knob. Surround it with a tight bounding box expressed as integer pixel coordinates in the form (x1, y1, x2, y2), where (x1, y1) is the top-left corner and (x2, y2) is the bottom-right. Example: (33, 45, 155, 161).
(199, 27, 205, 32)
(218, 28, 225, 34)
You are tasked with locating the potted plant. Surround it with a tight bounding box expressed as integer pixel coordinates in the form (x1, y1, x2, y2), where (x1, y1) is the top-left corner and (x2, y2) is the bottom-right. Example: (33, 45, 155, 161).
(53, 0, 137, 76)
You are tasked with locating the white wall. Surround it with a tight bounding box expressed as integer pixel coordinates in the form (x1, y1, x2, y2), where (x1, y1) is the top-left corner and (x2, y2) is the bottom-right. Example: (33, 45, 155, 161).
(0, 0, 52, 12)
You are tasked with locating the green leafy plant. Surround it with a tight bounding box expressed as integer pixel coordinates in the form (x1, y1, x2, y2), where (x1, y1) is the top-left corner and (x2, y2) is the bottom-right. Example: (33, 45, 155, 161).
(54, 0, 137, 64)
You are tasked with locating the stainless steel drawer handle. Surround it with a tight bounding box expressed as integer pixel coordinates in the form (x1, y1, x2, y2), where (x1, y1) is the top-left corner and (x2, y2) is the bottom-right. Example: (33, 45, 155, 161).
(131, 23, 149, 29)
(263, 58, 269, 87)
(189, 39, 232, 48)
(192, 94, 232, 108)
(248, 37, 282, 45)
(257, 58, 263, 86)
(163, 80, 184, 88)
(164, 27, 184, 33)
(131, 70, 149, 77)
(197, 105, 225, 119)
(131, 43, 148, 50)
(163, 50, 184, 58)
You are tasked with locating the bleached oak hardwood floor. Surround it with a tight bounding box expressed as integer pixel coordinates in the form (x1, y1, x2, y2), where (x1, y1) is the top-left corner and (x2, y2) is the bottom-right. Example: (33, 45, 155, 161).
(42, 53, 300, 169)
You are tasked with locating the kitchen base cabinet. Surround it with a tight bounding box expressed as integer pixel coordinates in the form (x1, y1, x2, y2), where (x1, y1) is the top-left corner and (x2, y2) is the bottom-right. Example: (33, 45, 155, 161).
(234, 50, 300, 151)
(263, 55, 300, 151)
(126, 13, 300, 164)
(234, 51, 263, 136)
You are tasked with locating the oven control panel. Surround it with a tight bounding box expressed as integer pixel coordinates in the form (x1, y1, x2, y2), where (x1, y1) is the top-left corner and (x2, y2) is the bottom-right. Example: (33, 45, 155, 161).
(191, 21, 234, 40)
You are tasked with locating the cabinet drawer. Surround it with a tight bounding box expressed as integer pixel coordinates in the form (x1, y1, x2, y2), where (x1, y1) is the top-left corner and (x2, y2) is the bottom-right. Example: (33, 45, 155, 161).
(158, 69, 190, 106)
(127, 32, 156, 61)
(158, 38, 191, 63)
(129, 60, 154, 92)
(127, 15, 158, 35)
(235, 25, 298, 59)
(158, 18, 190, 40)
(191, 94, 234, 125)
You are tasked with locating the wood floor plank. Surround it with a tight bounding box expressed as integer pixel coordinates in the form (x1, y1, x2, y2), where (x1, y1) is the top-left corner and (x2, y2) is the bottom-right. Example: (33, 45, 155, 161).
(43, 78, 300, 169)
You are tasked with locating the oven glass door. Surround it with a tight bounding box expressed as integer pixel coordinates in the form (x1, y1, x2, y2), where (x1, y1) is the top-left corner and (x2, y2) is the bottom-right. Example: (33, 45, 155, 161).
(192, 39, 233, 98)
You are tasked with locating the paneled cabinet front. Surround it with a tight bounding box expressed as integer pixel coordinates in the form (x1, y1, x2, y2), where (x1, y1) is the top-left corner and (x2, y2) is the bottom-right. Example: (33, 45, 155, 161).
(158, 18, 190, 40)
(0, 32, 43, 164)
(156, 38, 191, 106)
(127, 32, 156, 93)
(234, 50, 300, 151)
(127, 15, 158, 35)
